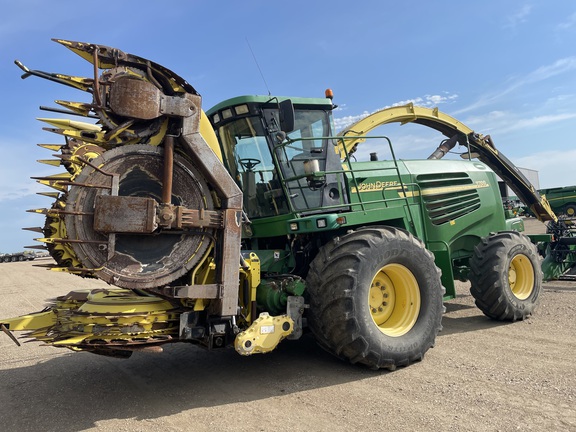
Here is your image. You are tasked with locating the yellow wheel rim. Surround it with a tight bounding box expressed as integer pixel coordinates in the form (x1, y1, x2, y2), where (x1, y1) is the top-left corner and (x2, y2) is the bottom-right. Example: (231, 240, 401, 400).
(509, 254, 534, 300)
(369, 263, 421, 337)
(567, 207, 575, 216)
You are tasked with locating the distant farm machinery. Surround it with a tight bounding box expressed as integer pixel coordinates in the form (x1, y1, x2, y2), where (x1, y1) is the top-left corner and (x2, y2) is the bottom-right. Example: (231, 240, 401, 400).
(0, 251, 37, 263)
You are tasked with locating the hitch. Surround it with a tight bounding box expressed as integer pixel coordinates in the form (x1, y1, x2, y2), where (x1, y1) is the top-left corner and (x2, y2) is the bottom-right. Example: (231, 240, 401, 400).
(234, 313, 293, 355)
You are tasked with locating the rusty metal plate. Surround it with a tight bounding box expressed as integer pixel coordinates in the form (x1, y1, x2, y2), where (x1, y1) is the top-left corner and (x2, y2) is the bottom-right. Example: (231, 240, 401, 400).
(108, 77, 162, 120)
(94, 195, 158, 234)
(174, 284, 220, 299)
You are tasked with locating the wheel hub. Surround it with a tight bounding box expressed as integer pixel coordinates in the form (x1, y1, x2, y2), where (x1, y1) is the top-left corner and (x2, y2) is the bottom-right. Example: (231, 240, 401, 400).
(369, 263, 421, 337)
(509, 254, 534, 300)
(369, 273, 395, 324)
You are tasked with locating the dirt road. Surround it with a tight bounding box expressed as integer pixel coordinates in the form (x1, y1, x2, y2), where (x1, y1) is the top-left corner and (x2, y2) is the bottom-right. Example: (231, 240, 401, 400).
(1, 218, 575, 431)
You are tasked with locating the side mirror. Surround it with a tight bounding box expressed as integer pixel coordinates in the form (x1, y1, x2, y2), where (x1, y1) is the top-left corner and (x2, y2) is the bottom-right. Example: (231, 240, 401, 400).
(279, 99, 295, 133)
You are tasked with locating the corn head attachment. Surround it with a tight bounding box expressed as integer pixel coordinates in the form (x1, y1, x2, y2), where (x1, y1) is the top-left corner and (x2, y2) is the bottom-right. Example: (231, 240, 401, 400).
(3, 40, 295, 358)
(2, 289, 180, 357)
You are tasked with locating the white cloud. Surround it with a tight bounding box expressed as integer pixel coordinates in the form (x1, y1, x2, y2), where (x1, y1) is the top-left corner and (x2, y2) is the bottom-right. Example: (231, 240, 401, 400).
(333, 93, 458, 132)
(426, 94, 458, 105)
(497, 112, 576, 133)
(557, 12, 576, 30)
(544, 93, 575, 106)
(462, 110, 508, 127)
(333, 112, 370, 132)
(461, 109, 576, 136)
(455, 57, 576, 115)
(525, 57, 576, 85)
(390, 94, 458, 109)
(504, 4, 533, 29)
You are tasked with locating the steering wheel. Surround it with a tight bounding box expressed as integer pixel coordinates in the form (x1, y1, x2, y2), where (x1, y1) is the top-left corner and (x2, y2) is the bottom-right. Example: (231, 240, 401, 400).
(238, 158, 261, 172)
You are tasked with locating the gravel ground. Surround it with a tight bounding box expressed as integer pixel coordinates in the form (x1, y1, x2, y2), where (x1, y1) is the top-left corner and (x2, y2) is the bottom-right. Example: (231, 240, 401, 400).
(0, 218, 575, 432)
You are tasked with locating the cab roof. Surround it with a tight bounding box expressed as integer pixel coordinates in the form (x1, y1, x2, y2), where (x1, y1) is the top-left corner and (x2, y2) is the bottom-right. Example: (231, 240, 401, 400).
(206, 95, 333, 116)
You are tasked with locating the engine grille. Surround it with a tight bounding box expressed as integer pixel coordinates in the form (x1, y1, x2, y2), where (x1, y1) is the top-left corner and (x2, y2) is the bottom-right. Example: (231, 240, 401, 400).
(416, 172, 481, 225)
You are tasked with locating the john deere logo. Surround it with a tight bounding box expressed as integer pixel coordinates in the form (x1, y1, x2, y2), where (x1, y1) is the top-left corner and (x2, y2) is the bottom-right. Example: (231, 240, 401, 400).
(351, 180, 400, 193)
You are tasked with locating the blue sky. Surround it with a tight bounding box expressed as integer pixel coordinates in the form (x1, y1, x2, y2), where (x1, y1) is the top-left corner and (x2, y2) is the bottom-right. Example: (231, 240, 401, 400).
(1, 0, 575, 252)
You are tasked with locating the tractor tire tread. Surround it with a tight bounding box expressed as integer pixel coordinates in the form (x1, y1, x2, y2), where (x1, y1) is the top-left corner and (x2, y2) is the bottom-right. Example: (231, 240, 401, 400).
(307, 226, 444, 370)
(469, 231, 542, 321)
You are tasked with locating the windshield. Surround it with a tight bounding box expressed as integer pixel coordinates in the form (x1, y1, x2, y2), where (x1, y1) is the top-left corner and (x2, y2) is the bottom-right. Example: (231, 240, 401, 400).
(272, 109, 335, 211)
(216, 106, 344, 219)
(217, 116, 286, 219)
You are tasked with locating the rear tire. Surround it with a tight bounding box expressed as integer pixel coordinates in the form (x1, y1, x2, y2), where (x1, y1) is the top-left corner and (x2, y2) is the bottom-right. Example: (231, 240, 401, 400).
(469, 231, 542, 321)
(306, 226, 444, 370)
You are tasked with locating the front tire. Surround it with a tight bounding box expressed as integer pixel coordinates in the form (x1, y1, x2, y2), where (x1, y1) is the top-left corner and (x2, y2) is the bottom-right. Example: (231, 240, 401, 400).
(306, 226, 444, 370)
(469, 231, 542, 321)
